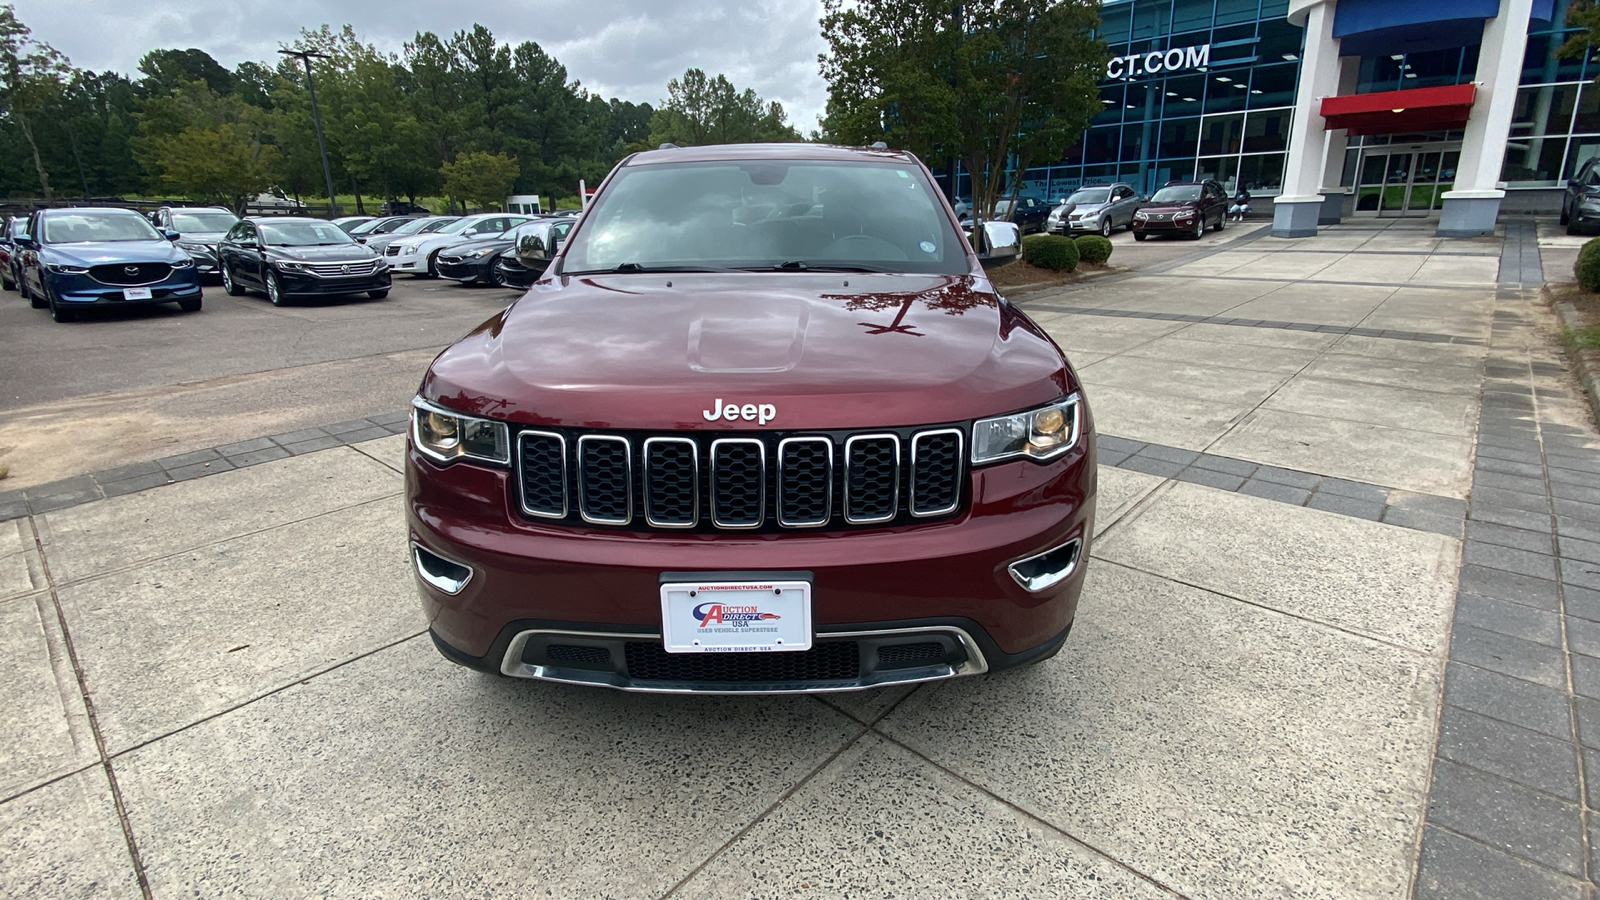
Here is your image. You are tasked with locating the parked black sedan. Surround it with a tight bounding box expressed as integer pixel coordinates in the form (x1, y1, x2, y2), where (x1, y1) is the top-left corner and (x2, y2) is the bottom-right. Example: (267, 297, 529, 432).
(438, 219, 568, 286)
(217, 217, 390, 306)
(487, 219, 573, 288)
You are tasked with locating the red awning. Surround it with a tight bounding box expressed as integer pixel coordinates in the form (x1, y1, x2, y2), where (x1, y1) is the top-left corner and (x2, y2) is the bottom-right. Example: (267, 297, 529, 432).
(1319, 83, 1477, 135)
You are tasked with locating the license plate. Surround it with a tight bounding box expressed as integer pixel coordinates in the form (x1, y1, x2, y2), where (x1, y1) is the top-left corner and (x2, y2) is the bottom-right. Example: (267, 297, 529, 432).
(123, 287, 152, 300)
(660, 580, 812, 653)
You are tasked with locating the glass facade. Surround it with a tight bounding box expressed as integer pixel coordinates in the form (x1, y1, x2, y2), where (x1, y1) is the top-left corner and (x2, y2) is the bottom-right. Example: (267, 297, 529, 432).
(958, 0, 1596, 206)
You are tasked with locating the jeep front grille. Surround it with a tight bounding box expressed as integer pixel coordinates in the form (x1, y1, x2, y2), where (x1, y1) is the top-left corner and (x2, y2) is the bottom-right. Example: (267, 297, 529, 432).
(514, 426, 965, 532)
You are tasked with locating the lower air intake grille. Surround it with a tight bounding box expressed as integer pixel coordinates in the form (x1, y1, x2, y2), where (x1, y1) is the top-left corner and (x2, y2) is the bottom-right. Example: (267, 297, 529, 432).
(544, 645, 612, 668)
(877, 642, 946, 668)
(624, 642, 860, 683)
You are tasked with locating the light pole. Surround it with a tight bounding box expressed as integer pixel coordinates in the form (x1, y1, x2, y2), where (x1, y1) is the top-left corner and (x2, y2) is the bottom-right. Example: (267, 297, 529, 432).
(278, 48, 339, 216)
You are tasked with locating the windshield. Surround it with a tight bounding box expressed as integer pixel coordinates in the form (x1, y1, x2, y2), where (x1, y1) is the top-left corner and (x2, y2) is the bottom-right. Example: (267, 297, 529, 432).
(43, 212, 162, 244)
(562, 159, 967, 275)
(171, 212, 239, 233)
(1067, 189, 1110, 205)
(259, 222, 356, 247)
(395, 217, 448, 235)
(1151, 185, 1202, 203)
(348, 218, 389, 235)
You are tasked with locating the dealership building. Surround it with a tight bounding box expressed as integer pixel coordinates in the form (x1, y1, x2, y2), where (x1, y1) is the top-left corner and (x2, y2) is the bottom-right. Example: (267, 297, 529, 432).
(1000, 0, 1592, 237)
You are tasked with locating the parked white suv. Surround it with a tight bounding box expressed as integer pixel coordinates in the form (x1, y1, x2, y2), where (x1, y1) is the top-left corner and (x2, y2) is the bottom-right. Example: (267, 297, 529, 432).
(385, 214, 533, 277)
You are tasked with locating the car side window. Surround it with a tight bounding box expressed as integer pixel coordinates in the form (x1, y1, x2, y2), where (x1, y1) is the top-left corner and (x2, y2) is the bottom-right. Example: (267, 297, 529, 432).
(1587, 165, 1600, 187)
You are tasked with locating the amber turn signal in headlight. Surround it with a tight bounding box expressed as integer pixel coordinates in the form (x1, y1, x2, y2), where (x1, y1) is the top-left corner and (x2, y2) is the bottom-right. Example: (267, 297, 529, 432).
(412, 398, 510, 466)
(970, 395, 1082, 464)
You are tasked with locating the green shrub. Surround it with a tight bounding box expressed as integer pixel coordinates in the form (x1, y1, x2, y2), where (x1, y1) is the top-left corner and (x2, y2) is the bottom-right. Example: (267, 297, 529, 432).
(1074, 234, 1114, 265)
(1021, 233, 1079, 272)
(1578, 237, 1600, 291)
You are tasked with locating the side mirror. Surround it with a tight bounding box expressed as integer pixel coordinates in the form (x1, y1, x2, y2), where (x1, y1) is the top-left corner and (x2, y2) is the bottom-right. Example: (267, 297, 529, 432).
(162, 229, 180, 241)
(975, 221, 1021, 271)
(517, 232, 555, 263)
(16, 236, 36, 250)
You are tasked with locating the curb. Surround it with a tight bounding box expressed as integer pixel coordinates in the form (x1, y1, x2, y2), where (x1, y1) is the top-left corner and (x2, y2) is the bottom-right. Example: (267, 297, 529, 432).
(1549, 289, 1600, 426)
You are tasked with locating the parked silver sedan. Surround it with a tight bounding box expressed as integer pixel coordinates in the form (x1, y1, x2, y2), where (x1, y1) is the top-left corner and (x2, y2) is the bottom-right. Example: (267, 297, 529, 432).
(1048, 183, 1143, 237)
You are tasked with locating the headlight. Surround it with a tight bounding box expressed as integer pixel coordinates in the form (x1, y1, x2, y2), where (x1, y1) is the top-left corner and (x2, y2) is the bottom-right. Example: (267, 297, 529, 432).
(171, 257, 194, 268)
(971, 395, 1082, 465)
(45, 263, 89, 274)
(374, 260, 389, 271)
(274, 260, 305, 271)
(177, 242, 211, 255)
(1175, 210, 1195, 219)
(469, 247, 499, 258)
(1133, 211, 1148, 220)
(412, 399, 510, 466)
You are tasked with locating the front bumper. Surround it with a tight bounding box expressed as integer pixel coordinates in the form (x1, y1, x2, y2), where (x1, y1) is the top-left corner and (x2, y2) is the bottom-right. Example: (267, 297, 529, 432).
(180, 246, 220, 277)
(274, 269, 391, 297)
(407, 439, 1096, 693)
(47, 270, 202, 305)
(387, 249, 427, 273)
(1132, 216, 1198, 234)
(437, 256, 495, 282)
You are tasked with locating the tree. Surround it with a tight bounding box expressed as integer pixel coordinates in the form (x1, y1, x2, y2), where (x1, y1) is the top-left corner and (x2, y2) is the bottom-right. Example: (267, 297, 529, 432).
(819, 0, 1106, 225)
(646, 68, 802, 147)
(135, 81, 281, 209)
(137, 48, 234, 97)
(440, 150, 519, 210)
(0, 3, 72, 197)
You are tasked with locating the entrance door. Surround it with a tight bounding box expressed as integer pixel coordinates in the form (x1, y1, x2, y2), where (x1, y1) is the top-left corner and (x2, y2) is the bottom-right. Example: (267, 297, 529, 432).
(1352, 145, 1460, 217)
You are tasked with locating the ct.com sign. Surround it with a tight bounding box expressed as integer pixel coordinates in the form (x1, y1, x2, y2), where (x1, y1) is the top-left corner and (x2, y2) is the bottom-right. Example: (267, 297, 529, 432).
(1106, 44, 1210, 79)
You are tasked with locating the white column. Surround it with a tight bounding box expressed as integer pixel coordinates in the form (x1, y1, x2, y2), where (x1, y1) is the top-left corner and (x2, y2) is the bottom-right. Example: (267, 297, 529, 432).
(1438, 0, 1534, 236)
(1317, 55, 1361, 223)
(1273, 0, 1342, 237)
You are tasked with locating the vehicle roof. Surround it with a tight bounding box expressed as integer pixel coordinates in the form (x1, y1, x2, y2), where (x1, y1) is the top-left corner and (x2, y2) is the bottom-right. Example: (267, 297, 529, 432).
(243, 216, 337, 225)
(164, 205, 233, 212)
(623, 142, 916, 167)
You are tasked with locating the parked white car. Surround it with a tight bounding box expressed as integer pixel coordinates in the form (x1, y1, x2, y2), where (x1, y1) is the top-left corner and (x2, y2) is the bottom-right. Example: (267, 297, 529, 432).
(384, 213, 534, 277)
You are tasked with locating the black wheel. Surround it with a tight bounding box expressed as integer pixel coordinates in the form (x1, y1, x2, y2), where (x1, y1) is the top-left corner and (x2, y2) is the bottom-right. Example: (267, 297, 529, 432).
(1561, 204, 1571, 226)
(48, 288, 76, 323)
(490, 267, 511, 288)
(1570, 219, 1583, 237)
(368, 289, 389, 299)
(221, 262, 245, 296)
(1099, 218, 1113, 238)
(1, 265, 13, 292)
(178, 297, 202, 312)
(1191, 217, 1205, 239)
(1134, 232, 1148, 242)
(26, 277, 46, 308)
(266, 272, 288, 306)
(1215, 212, 1226, 231)
(425, 250, 442, 278)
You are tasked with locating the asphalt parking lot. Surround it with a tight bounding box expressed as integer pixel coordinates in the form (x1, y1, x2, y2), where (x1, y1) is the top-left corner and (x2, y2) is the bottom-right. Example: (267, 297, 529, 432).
(5, 218, 1600, 897)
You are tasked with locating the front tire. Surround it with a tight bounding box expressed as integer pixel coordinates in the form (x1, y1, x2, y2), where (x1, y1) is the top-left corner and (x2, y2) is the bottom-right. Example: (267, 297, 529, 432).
(1099, 218, 1113, 238)
(1134, 232, 1148, 242)
(1215, 212, 1226, 231)
(1561, 204, 1571, 226)
(1, 265, 13, 292)
(222, 263, 245, 296)
(425, 250, 442, 279)
(368, 289, 389, 299)
(179, 297, 202, 312)
(267, 272, 288, 307)
(48, 288, 76, 323)
(1190, 217, 1205, 240)
(26, 277, 46, 308)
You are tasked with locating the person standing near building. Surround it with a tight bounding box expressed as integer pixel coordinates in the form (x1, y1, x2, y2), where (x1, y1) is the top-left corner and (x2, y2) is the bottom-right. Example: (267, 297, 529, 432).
(1229, 187, 1252, 222)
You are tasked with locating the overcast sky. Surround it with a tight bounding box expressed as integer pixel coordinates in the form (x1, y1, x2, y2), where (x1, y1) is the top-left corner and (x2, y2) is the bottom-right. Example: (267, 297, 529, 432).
(12, 0, 831, 131)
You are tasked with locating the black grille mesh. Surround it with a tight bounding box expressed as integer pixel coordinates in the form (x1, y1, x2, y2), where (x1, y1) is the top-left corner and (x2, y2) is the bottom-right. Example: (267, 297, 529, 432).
(645, 440, 696, 526)
(624, 642, 860, 682)
(779, 440, 831, 526)
(712, 442, 764, 527)
(519, 434, 565, 516)
(877, 642, 945, 668)
(544, 645, 611, 667)
(90, 262, 171, 285)
(579, 438, 630, 523)
(912, 432, 962, 515)
(847, 437, 899, 522)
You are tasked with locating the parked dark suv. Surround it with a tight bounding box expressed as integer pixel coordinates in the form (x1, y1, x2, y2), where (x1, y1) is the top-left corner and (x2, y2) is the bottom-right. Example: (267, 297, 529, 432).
(1132, 179, 1229, 240)
(407, 143, 1095, 694)
(1563, 157, 1600, 235)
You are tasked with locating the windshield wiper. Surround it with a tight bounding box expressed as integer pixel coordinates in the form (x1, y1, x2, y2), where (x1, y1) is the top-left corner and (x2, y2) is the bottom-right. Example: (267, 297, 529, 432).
(747, 261, 892, 273)
(565, 263, 736, 275)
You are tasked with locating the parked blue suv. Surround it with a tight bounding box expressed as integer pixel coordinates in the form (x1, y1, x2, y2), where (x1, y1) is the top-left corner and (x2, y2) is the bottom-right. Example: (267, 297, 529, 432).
(18, 207, 203, 323)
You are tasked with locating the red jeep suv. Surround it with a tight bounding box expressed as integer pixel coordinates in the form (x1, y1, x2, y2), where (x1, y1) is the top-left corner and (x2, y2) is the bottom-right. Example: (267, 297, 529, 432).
(406, 143, 1096, 693)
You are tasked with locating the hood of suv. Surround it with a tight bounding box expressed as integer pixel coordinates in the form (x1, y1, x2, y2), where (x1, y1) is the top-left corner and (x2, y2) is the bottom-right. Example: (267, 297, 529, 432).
(1140, 200, 1200, 214)
(44, 240, 185, 267)
(266, 244, 379, 263)
(421, 272, 1073, 431)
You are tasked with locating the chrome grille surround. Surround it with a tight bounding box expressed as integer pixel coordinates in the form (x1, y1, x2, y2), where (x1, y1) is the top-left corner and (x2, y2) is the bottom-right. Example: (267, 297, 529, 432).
(710, 438, 766, 529)
(910, 428, 964, 518)
(303, 259, 382, 277)
(576, 435, 632, 525)
(516, 430, 568, 519)
(843, 433, 902, 525)
(642, 437, 698, 529)
(777, 436, 833, 528)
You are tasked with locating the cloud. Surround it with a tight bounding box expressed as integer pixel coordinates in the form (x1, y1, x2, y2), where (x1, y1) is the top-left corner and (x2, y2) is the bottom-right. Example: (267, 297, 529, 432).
(12, 0, 831, 131)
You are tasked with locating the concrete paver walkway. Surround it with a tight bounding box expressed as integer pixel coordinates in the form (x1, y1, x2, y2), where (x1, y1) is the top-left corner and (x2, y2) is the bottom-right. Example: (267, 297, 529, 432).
(1, 219, 1594, 897)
